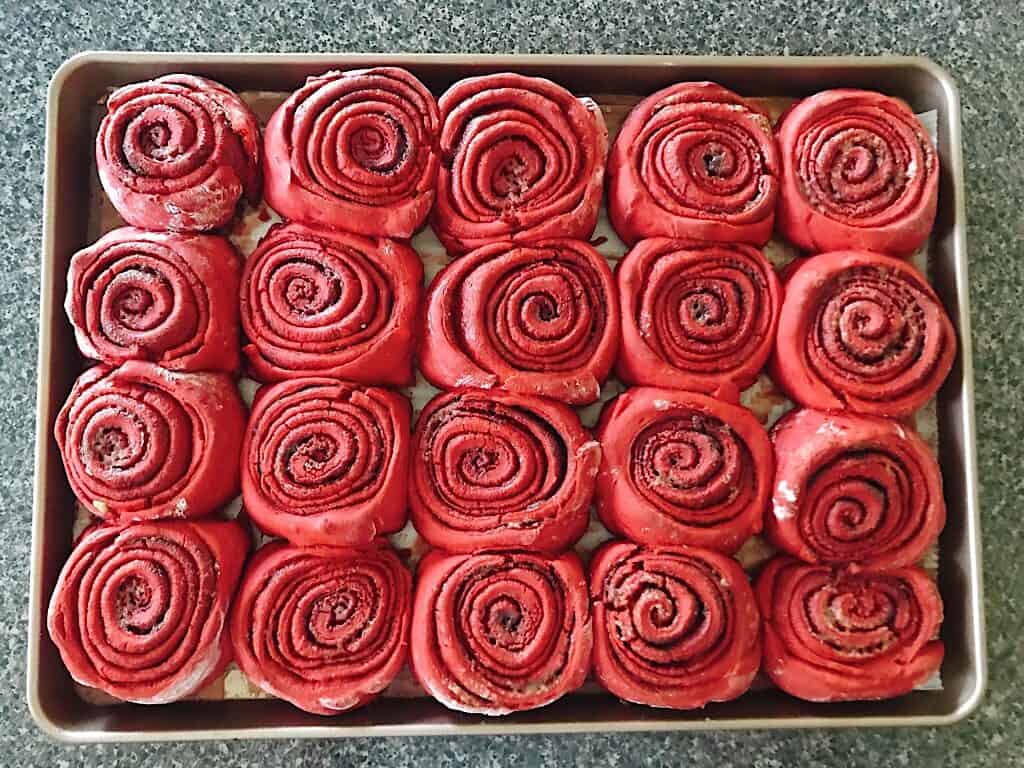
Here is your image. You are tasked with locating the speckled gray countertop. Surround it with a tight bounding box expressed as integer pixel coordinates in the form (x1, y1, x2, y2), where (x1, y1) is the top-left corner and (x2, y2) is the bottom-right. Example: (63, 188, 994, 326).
(2, 1, 1022, 765)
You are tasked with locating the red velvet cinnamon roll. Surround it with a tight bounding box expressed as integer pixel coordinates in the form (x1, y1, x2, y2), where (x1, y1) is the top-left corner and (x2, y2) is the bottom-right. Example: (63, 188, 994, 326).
(410, 550, 592, 715)
(47, 519, 249, 704)
(776, 89, 938, 257)
(418, 238, 618, 405)
(240, 223, 422, 385)
(242, 379, 410, 546)
(55, 361, 246, 521)
(230, 541, 411, 715)
(616, 238, 781, 393)
(431, 73, 607, 254)
(757, 557, 944, 701)
(608, 82, 779, 246)
(590, 542, 761, 709)
(767, 408, 945, 569)
(410, 389, 599, 553)
(595, 387, 772, 553)
(771, 250, 956, 417)
(264, 68, 440, 237)
(66, 227, 241, 372)
(96, 74, 261, 232)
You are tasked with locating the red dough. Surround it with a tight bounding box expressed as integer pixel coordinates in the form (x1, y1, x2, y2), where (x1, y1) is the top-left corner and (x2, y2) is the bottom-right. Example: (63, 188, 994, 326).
(608, 82, 778, 246)
(590, 542, 761, 709)
(263, 68, 440, 237)
(418, 238, 618, 405)
(595, 387, 772, 553)
(96, 74, 260, 232)
(767, 408, 945, 569)
(410, 550, 592, 715)
(771, 250, 956, 417)
(230, 541, 411, 715)
(431, 73, 608, 254)
(66, 227, 241, 372)
(55, 361, 245, 521)
(776, 89, 938, 257)
(242, 379, 410, 546)
(47, 519, 249, 704)
(240, 222, 422, 385)
(757, 557, 944, 702)
(410, 388, 599, 553)
(616, 238, 781, 393)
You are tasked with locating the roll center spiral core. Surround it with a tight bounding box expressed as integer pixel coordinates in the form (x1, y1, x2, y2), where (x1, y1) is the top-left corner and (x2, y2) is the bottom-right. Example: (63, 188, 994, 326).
(280, 265, 341, 316)
(115, 574, 154, 628)
(297, 433, 340, 466)
(488, 599, 524, 641)
(320, 592, 356, 628)
(494, 149, 535, 199)
(348, 116, 406, 173)
(141, 123, 172, 156)
(115, 286, 156, 321)
(91, 426, 133, 468)
(699, 143, 732, 178)
(127, 105, 197, 167)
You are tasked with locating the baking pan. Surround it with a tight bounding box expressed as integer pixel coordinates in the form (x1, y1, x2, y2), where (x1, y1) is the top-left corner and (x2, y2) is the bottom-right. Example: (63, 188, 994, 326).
(28, 52, 985, 741)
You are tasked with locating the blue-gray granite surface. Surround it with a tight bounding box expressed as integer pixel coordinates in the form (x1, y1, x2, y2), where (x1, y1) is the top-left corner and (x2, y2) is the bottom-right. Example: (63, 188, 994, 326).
(1, 1, 1021, 765)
